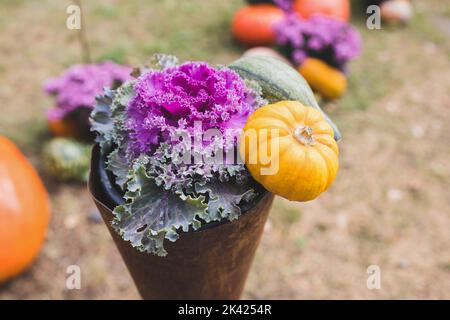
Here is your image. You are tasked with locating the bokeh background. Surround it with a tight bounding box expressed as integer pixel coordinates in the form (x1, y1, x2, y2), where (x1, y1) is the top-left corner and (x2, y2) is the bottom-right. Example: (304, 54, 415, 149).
(0, 0, 449, 299)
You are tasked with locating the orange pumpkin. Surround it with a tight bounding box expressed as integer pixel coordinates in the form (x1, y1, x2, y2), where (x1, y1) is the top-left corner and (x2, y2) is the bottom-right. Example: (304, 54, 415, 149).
(48, 117, 79, 138)
(294, 0, 350, 22)
(240, 101, 339, 201)
(232, 4, 285, 46)
(0, 136, 50, 283)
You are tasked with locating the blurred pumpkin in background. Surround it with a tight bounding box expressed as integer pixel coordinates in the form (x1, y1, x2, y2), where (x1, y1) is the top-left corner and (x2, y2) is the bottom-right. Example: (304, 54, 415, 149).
(294, 0, 350, 22)
(381, 0, 413, 25)
(47, 117, 79, 139)
(0, 136, 50, 283)
(232, 4, 285, 46)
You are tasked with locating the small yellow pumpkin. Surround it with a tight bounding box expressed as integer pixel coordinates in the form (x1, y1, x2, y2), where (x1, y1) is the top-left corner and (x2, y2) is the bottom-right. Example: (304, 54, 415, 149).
(299, 58, 347, 100)
(240, 101, 339, 201)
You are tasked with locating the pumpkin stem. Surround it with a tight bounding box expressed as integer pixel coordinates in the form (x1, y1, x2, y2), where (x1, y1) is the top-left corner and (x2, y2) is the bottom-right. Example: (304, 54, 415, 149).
(294, 125, 315, 145)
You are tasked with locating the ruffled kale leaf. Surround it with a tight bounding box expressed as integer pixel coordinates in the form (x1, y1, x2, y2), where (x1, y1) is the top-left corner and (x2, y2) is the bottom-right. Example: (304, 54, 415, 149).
(109, 80, 135, 146)
(111, 143, 257, 256)
(113, 162, 208, 256)
(152, 53, 179, 70)
(92, 81, 137, 189)
(145, 141, 214, 195)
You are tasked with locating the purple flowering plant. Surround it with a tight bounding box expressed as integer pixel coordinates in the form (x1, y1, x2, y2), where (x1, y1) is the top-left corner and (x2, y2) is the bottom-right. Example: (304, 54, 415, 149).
(44, 61, 132, 122)
(91, 55, 267, 256)
(274, 14, 362, 70)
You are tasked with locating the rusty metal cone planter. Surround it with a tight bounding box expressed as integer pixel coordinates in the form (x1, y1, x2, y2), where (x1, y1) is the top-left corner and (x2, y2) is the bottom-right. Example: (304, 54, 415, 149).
(89, 145, 274, 300)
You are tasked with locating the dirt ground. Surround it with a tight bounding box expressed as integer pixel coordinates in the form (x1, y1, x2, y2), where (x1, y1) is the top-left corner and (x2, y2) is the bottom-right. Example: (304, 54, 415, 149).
(0, 0, 449, 299)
